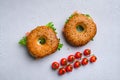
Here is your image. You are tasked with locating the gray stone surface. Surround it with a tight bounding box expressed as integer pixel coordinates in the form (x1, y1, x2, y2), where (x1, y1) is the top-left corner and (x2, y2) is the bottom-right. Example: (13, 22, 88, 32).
(0, 0, 120, 80)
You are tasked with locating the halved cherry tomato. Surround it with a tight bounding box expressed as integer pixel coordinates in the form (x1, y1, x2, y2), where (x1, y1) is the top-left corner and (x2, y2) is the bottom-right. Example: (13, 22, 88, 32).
(58, 67, 66, 75)
(81, 58, 88, 66)
(66, 64, 73, 72)
(60, 58, 67, 66)
(25, 32, 30, 36)
(52, 62, 59, 70)
(74, 61, 81, 68)
(68, 55, 75, 62)
(90, 55, 97, 63)
(83, 49, 91, 56)
(75, 52, 82, 59)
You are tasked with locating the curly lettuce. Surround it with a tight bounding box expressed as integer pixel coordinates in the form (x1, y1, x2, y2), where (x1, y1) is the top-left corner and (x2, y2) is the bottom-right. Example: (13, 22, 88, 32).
(19, 37, 27, 46)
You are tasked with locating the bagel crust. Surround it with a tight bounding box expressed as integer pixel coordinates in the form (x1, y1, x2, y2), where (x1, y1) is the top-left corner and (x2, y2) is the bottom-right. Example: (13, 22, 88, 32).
(27, 26, 59, 58)
(63, 13, 97, 46)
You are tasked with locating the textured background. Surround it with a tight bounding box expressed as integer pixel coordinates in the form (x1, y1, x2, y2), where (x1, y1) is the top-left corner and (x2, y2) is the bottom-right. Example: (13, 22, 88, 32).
(0, 0, 120, 80)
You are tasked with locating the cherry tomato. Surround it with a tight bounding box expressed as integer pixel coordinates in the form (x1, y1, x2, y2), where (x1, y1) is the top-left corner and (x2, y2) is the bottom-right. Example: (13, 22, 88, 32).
(75, 52, 82, 59)
(68, 55, 75, 62)
(81, 58, 88, 66)
(58, 68, 66, 75)
(52, 62, 59, 70)
(83, 49, 91, 56)
(74, 61, 81, 68)
(65, 64, 73, 72)
(90, 55, 97, 63)
(25, 32, 30, 36)
(60, 58, 67, 66)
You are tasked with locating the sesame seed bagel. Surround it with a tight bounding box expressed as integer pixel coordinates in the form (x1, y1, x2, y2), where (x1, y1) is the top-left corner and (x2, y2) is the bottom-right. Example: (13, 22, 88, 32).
(27, 26, 59, 58)
(63, 12, 97, 46)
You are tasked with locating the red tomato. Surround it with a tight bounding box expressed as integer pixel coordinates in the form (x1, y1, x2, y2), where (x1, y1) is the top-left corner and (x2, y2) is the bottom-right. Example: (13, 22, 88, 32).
(52, 62, 59, 70)
(68, 55, 75, 62)
(25, 32, 30, 36)
(83, 49, 91, 56)
(58, 68, 66, 75)
(75, 52, 82, 59)
(81, 58, 88, 66)
(74, 61, 81, 68)
(90, 55, 97, 63)
(65, 64, 73, 72)
(60, 58, 67, 66)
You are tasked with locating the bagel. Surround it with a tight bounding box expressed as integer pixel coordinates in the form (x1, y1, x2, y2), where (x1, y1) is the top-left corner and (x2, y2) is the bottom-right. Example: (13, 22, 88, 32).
(27, 26, 59, 58)
(63, 12, 97, 46)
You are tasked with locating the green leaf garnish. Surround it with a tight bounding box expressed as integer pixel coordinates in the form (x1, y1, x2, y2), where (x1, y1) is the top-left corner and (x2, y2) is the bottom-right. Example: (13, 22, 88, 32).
(91, 38, 94, 41)
(19, 37, 27, 46)
(46, 22, 56, 31)
(84, 14, 91, 19)
(69, 14, 74, 19)
(76, 25, 84, 32)
(58, 43, 63, 50)
(65, 19, 69, 24)
(38, 38, 46, 44)
(65, 14, 74, 24)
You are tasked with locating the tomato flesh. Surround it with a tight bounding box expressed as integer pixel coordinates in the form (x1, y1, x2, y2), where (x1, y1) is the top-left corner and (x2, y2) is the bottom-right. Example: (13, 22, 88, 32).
(60, 58, 67, 66)
(83, 49, 91, 56)
(66, 64, 73, 72)
(74, 61, 81, 68)
(81, 58, 88, 65)
(58, 68, 66, 75)
(68, 55, 75, 62)
(90, 55, 97, 63)
(52, 62, 59, 70)
(75, 52, 82, 59)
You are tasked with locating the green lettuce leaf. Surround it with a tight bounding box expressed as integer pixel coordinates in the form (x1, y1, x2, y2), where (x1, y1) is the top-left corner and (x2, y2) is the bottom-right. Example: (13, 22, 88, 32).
(46, 22, 56, 31)
(65, 14, 74, 24)
(19, 37, 27, 46)
(84, 14, 91, 19)
(91, 38, 94, 41)
(58, 43, 63, 50)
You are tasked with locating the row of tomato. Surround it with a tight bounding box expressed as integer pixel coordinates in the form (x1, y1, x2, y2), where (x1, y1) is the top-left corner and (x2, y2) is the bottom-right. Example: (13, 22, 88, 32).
(51, 49, 97, 75)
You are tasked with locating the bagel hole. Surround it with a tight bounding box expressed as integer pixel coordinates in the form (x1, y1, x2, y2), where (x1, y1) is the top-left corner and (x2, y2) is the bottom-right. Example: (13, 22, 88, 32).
(76, 25, 84, 32)
(38, 38, 46, 45)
